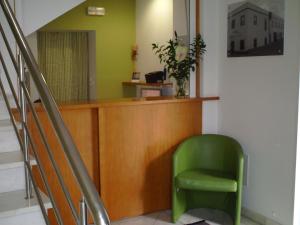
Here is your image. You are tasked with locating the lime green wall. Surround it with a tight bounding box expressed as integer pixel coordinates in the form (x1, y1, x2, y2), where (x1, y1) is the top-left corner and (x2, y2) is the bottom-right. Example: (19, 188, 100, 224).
(41, 0, 135, 99)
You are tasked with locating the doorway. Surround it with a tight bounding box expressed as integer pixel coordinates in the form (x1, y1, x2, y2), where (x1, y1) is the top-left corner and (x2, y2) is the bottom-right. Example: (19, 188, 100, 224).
(37, 31, 96, 102)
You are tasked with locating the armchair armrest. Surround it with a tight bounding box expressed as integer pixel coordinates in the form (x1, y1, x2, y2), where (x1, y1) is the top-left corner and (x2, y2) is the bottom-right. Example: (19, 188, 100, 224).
(235, 143, 244, 186)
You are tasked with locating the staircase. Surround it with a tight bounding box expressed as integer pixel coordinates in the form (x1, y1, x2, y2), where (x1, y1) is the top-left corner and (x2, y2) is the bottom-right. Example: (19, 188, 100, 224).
(0, 0, 110, 224)
(0, 95, 51, 225)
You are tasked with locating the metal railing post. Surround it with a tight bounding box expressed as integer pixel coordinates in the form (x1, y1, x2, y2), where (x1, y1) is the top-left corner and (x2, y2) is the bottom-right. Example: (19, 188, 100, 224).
(80, 198, 88, 225)
(18, 52, 32, 199)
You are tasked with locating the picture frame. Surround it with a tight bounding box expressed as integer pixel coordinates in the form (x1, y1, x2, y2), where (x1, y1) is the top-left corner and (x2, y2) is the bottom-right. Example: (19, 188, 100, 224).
(227, 0, 285, 57)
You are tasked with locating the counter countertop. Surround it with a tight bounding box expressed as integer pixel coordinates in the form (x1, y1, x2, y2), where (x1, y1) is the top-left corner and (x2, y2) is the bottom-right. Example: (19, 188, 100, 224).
(122, 81, 173, 86)
(34, 96, 220, 110)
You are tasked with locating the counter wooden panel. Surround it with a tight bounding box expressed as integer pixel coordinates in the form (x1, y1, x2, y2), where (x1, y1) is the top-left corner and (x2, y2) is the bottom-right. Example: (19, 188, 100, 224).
(99, 101, 202, 220)
(28, 97, 219, 224)
(29, 108, 99, 225)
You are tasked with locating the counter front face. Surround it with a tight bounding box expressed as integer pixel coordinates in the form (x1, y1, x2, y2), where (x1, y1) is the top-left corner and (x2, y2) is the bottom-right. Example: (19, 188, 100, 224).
(29, 97, 216, 223)
(98, 99, 203, 220)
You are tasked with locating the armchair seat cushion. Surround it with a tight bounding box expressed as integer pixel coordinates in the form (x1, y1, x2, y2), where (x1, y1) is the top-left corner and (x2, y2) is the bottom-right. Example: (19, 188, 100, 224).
(175, 169, 237, 192)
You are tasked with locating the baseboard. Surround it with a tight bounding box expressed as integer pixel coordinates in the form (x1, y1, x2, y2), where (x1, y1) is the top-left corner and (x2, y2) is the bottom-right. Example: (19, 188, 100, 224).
(242, 208, 283, 225)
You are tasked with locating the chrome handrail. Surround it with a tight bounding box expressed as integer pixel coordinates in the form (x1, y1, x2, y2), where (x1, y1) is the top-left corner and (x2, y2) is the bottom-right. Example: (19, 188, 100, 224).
(0, 1, 110, 225)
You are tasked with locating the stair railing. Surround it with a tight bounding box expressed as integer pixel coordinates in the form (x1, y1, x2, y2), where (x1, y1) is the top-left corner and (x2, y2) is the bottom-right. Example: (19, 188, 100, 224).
(0, 1, 110, 225)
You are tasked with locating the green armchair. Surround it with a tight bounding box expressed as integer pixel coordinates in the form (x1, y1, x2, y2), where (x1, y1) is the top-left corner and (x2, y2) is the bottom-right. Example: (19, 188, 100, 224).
(172, 134, 244, 225)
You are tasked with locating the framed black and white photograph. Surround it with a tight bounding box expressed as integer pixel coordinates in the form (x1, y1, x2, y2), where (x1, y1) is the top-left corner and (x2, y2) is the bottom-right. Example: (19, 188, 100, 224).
(227, 0, 285, 57)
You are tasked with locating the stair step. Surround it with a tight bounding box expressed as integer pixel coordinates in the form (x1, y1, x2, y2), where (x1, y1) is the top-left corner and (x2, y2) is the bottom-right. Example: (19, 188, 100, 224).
(0, 151, 36, 170)
(0, 108, 9, 120)
(0, 120, 12, 131)
(0, 119, 22, 132)
(0, 190, 51, 225)
(0, 94, 15, 120)
(0, 152, 36, 194)
(0, 120, 22, 153)
(0, 190, 52, 217)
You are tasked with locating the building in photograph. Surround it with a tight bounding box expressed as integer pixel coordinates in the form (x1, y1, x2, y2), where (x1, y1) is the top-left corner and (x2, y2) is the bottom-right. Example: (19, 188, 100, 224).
(227, 1, 284, 56)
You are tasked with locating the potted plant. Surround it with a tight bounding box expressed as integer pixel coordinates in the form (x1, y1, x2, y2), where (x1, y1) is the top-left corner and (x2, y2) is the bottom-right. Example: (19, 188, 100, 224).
(152, 32, 206, 97)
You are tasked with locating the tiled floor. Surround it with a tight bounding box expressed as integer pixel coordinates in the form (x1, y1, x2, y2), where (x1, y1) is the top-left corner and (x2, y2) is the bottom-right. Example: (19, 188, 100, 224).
(111, 209, 260, 225)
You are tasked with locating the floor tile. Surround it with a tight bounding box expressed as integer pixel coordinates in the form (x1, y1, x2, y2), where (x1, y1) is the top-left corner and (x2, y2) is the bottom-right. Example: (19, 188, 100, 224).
(177, 209, 231, 225)
(240, 217, 260, 225)
(155, 210, 183, 225)
(112, 212, 160, 225)
(111, 209, 260, 225)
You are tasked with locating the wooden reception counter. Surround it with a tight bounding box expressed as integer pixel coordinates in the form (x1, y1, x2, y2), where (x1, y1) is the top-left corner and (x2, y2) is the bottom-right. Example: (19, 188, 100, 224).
(29, 97, 219, 224)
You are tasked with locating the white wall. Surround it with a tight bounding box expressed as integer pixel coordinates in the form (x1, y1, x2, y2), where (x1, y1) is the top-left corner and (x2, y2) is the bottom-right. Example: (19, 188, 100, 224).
(294, 66, 300, 225)
(294, 23, 300, 224)
(26, 32, 39, 101)
(201, 0, 220, 133)
(201, 0, 300, 224)
(173, 0, 188, 37)
(0, 0, 18, 95)
(21, 0, 84, 36)
(136, 0, 173, 79)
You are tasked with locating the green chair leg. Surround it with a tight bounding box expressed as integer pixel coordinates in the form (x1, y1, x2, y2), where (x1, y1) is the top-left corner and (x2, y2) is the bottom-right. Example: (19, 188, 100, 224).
(172, 188, 187, 222)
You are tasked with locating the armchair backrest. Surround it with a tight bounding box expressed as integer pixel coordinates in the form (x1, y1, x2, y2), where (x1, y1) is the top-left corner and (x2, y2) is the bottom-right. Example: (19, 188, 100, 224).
(173, 134, 243, 176)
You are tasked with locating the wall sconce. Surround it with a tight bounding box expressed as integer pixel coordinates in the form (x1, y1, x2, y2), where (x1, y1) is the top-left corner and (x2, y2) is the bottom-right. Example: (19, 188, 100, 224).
(132, 44, 138, 61)
(87, 7, 105, 16)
